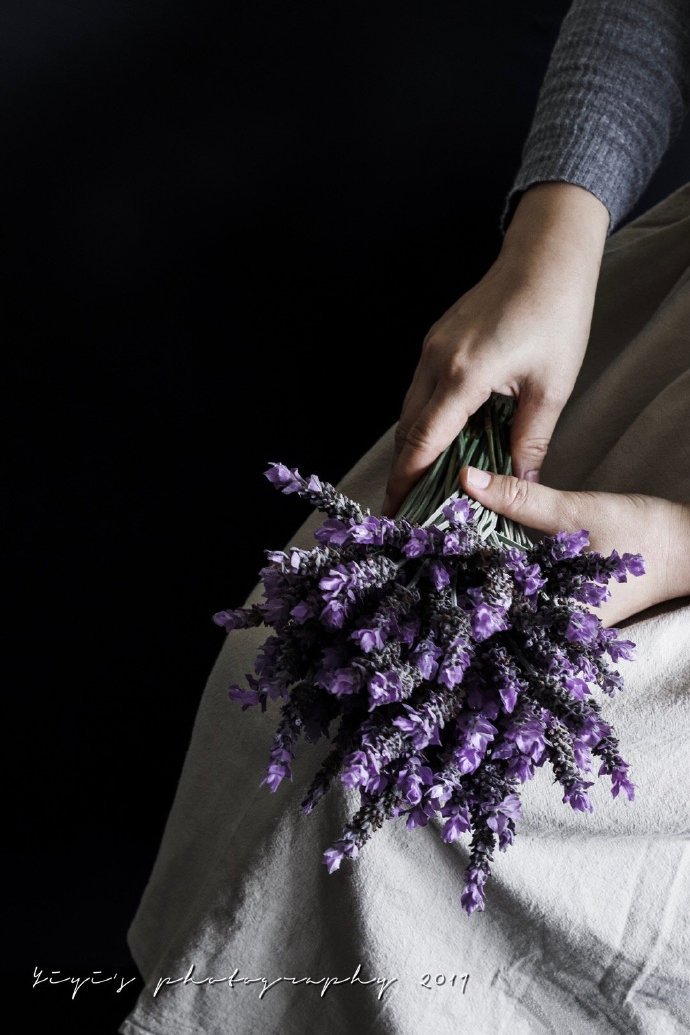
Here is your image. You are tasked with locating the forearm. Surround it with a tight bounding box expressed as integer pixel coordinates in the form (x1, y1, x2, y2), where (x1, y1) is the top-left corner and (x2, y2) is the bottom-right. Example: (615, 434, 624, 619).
(666, 501, 690, 603)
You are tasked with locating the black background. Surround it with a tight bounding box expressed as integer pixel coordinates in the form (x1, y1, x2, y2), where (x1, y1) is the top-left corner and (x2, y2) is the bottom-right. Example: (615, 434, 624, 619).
(7, 2, 689, 1031)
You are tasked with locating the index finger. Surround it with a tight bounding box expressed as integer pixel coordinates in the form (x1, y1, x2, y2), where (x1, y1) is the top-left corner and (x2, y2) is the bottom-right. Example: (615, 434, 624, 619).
(382, 380, 488, 518)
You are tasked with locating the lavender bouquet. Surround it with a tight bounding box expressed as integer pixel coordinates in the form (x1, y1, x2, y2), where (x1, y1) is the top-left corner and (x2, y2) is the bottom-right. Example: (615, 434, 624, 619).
(213, 392, 644, 915)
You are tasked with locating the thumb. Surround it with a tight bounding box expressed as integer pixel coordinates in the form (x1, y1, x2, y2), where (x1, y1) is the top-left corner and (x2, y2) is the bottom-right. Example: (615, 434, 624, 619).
(459, 465, 583, 536)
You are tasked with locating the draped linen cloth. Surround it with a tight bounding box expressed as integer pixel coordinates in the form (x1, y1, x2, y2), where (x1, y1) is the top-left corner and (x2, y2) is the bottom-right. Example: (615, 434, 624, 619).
(120, 184, 690, 1035)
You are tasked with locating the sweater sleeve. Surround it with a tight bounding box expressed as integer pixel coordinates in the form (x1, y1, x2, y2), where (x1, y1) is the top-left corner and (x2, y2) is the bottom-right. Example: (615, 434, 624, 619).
(501, 0, 690, 234)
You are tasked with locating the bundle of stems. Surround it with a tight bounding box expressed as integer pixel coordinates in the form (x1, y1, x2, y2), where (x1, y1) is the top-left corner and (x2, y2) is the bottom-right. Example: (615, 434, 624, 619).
(394, 392, 532, 550)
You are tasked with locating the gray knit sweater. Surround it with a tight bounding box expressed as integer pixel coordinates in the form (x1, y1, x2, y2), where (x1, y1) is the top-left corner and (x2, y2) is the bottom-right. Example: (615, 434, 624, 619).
(503, 0, 690, 233)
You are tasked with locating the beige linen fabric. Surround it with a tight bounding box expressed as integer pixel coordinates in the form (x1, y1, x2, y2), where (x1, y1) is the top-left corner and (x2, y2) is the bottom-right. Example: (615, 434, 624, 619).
(120, 184, 690, 1035)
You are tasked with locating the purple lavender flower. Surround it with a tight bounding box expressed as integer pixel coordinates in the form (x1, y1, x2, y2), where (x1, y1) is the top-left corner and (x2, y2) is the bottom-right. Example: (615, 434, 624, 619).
(506, 753, 535, 783)
(368, 669, 404, 709)
(327, 666, 362, 697)
(451, 713, 498, 774)
(571, 737, 593, 772)
(213, 609, 240, 631)
(319, 565, 350, 600)
(497, 684, 518, 712)
(228, 685, 260, 709)
(470, 603, 508, 642)
(402, 527, 432, 558)
(495, 668, 525, 713)
(563, 675, 589, 700)
(452, 746, 483, 775)
(319, 599, 349, 628)
(547, 528, 590, 560)
(599, 760, 636, 801)
(290, 600, 315, 623)
(602, 669, 624, 695)
(427, 778, 454, 809)
(611, 768, 636, 801)
(350, 626, 386, 653)
(392, 705, 441, 751)
(349, 515, 384, 545)
(438, 650, 471, 690)
(323, 837, 359, 874)
(622, 552, 645, 577)
(608, 549, 646, 582)
(457, 713, 498, 753)
(562, 779, 595, 812)
(442, 497, 471, 525)
(427, 559, 451, 590)
(485, 793, 522, 834)
(442, 530, 467, 556)
(260, 759, 292, 793)
(573, 581, 610, 607)
(396, 761, 434, 805)
(605, 637, 636, 663)
(512, 718, 547, 763)
(460, 868, 487, 915)
(409, 638, 443, 680)
(577, 714, 612, 748)
(441, 804, 472, 843)
(513, 562, 547, 597)
(405, 799, 437, 830)
(213, 606, 262, 631)
(264, 462, 304, 494)
(340, 750, 372, 790)
(565, 610, 600, 644)
(314, 518, 352, 546)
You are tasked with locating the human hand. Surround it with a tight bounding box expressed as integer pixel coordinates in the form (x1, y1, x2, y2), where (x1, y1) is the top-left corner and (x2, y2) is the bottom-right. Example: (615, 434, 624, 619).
(381, 183, 610, 519)
(458, 465, 690, 627)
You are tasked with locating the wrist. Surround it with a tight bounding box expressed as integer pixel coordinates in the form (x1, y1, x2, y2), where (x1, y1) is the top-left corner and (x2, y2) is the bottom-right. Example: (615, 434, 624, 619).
(499, 182, 609, 283)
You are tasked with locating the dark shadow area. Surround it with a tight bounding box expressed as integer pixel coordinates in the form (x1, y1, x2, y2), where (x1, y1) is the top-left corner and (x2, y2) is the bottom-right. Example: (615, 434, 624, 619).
(5, 2, 688, 1030)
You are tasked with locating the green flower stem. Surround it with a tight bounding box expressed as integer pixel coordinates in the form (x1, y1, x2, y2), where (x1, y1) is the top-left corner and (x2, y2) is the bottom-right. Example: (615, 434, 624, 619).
(394, 392, 532, 552)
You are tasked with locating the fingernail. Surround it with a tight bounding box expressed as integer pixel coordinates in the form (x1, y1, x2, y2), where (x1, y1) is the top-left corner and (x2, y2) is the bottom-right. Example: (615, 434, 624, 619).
(525, 470, 540, 483)
(466, 466, 491, 489)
